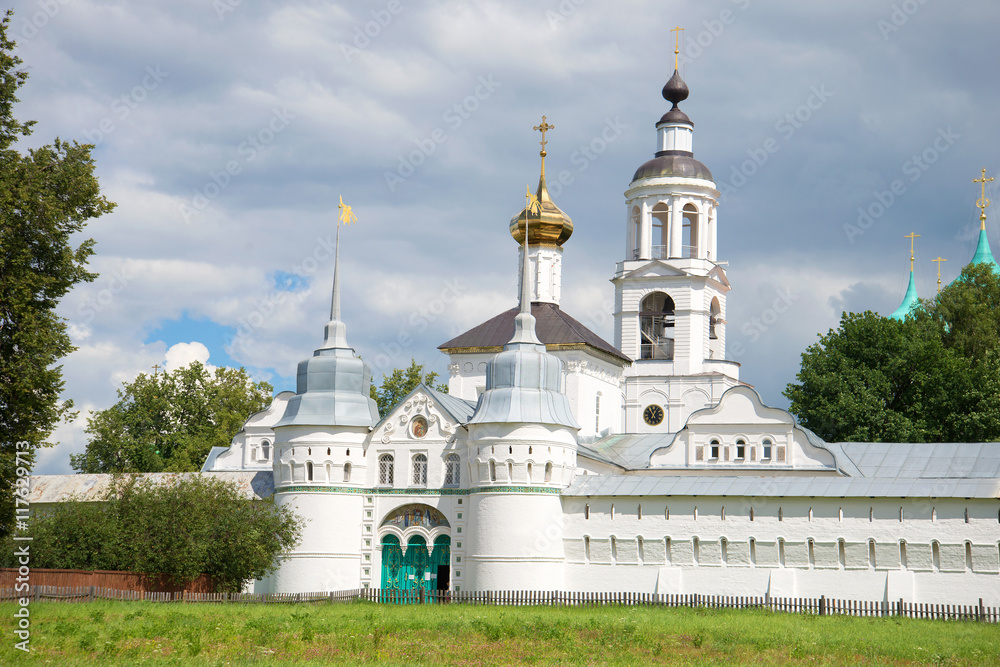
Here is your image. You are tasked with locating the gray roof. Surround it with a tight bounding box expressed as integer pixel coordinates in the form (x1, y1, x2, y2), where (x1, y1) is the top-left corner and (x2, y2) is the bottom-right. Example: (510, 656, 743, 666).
(427, 387, 477, 424)
(564, 474, 1000, 499)
(438, 302, 631, 364)
(583, 433, 676, 469)
(28, 471, 274, 504)
(840, 442, 1000, 479)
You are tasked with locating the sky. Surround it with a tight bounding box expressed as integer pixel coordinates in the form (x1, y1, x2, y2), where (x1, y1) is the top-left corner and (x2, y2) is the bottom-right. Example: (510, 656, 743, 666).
(11, 0, 1000, 474)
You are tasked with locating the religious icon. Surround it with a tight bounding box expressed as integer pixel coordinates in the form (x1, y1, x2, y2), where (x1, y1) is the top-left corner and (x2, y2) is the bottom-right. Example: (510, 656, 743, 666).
(411, 416, 428, 438)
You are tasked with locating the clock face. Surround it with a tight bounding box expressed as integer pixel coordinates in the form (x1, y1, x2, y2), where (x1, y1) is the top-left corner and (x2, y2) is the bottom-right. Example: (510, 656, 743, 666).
(643, 404, 664, 426)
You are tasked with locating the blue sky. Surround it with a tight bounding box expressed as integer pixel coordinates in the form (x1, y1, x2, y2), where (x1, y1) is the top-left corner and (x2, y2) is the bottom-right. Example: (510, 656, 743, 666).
(13, 0, 1000, 473)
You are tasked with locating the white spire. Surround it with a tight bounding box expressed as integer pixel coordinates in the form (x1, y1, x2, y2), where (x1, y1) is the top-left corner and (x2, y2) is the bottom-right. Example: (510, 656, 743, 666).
(321, 199, 354, 350)
(508, 185, 543, 346)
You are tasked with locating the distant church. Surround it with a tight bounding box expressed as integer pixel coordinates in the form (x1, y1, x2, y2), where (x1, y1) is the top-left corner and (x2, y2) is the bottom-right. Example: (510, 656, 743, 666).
(38, 59, 1000, 604)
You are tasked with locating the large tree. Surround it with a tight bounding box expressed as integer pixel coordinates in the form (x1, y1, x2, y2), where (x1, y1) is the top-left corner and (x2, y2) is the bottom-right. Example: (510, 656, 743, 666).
(370, 358, 448, 416)
(0, 474, 303, 592)
(71, 362, 273, 473)
(785, 264, 1000, 442)
(0, 10, 115, 538)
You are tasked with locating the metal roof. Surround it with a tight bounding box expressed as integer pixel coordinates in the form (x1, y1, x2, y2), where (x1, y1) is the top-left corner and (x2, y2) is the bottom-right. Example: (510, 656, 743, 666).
(438, 302, 631, 364)
(28, 471, 274, 504)
(840, 442, 1000, 479)
(427, 387, 477, 424)
(584, 433, 676, 469)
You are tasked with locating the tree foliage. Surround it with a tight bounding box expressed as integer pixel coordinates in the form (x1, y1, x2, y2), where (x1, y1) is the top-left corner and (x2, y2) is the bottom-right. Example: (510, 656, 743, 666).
(71, 362, 273, 474)
(0, 474, 303, 592)
(370, 358, 448, 416)
(785, 263, 1000, 442)
(0, 10, 115, 538)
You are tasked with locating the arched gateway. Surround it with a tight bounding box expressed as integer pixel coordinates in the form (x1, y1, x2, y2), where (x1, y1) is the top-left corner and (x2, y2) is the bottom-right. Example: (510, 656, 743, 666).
(379, 504, 451, 592)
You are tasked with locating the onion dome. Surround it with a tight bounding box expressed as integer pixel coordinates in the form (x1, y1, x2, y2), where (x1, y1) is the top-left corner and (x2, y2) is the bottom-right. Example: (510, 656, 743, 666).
(969, 227, 1000, 273)
(888, 271, 920, 320)
(510, 166, 573, 247)
(659, 69, 691, 125)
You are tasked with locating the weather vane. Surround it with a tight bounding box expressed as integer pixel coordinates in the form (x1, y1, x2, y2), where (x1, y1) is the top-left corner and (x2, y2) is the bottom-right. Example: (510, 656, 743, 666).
(973, 168, 993, 230)
(338, 195, 357, 226)
(905, 232, 920, 272)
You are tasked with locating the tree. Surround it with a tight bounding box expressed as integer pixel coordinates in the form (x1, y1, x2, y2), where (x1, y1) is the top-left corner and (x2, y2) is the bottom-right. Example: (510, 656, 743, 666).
(370, 358, 448, 416)
(0, 10, 115, 538)
(785, 265, 1000, 442)
(0, 474, 303, 592)
(71, 362, 273, 473)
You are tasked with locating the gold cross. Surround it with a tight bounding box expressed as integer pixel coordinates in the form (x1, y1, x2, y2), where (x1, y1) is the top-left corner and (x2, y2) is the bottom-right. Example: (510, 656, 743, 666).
(932, 256, 947, 293)
(974, 168, 994, 229)
(533, 116, 554, 156)
(905, 232, 920, 271)
(151, 363, 161, 376)
(671, 26, 684, 69)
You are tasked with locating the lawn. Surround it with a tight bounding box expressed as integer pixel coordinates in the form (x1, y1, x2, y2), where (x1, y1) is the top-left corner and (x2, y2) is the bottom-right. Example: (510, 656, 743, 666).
(1, 599, 998, 665)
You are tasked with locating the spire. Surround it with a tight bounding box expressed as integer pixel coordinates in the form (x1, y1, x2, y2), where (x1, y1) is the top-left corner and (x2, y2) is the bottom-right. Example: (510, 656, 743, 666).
(509, 185, 543, 346)
(321, 197, 356, 350)
(968, 168, 1000, 273)
(890, 233, 921, 320)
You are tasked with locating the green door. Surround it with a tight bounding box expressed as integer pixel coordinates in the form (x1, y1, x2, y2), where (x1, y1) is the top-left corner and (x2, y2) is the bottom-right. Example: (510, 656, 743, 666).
(431, 535, 451, 591)
(403, 536, 431, 593)
(380, 535, 404, 590)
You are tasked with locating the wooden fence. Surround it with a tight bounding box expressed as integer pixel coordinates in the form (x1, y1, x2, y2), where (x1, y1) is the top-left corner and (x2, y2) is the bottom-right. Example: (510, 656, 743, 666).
(0, 568, 214, 593)
(0, 586, 996, 622)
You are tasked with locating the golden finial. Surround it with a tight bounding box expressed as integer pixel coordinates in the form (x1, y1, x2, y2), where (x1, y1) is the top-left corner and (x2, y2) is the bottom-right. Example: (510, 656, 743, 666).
(932, 256, 947, 293)
(338, 195, 357, 226)
(533, 115, 554, 177)
(905, 232, 920, 272)
(670, 26, 684, 70)
(973, 168, 993, 231)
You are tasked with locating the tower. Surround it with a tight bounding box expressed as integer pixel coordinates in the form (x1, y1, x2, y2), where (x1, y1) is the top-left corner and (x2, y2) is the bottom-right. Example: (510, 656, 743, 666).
(613, 61, 740, 434)
(465, 133, 580, 591)
(889, 233, 921, 320)
(270, 204, 380, 593)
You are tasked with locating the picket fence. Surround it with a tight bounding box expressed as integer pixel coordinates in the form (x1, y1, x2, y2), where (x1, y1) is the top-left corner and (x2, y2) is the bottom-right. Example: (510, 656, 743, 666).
(1, 585, 996, 623)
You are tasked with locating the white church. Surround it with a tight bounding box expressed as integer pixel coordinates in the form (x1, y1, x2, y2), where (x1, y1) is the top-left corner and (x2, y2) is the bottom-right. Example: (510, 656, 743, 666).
(39, 64, 1000, 605)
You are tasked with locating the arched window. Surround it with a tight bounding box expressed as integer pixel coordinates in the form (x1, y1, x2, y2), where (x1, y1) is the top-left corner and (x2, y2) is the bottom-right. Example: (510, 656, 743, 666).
(838, 539, 846, 569)
(584, 536, 591, 563)
(749, 538, 757, 566)
(709, 297, 721, 340)
(307, 448, 311, 456)
(761, 439, 772, 460)
(900, 540, 908, 570)
(261, 440, 270, 460)
(639, 292, 675, 360)
(611, 504, 616, 520)
(327, 447, 331, 456)
(585, 503, 590, 520)
(682, 203, 699, 258)
(544, 461, 553, 483)
(932, 541, 941, 572)
(778, 538, 785, 567)
(637, 504, 642, 520)
(807, 539, 815, 569)
(412, 454, 427, 486)
(692, 537, 700, 565)
(489, 460, 496, 482)
(325, 462, 331, 481)
(630, 205, 642, 259)
(610, 536, 618, 565)
(868, 539, 876, 569)
(306, 461, 314, 482)
(749, 506, 755, 521)
(720, 537, 728, 565)
(378, 454, 394, 486)
(965, 541, 973, 571)
(506, 461, 513, 481)
(444, 454, 460, 486)
(651, 202, 669, 258)
(343, 462, 352, 483)
(665, 537, 672, 564)
(526, 462, 533, 482)
(637, 536, 645, 565)
(735, 439, 746, 460)
(710, 439, 720, 460)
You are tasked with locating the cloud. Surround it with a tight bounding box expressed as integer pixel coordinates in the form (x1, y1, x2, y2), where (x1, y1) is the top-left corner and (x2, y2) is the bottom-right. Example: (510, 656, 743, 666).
(163, 341, 214, 372)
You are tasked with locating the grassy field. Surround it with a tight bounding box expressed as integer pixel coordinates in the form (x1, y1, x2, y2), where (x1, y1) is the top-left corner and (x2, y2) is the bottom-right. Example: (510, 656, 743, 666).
(1, 599, 998, 666)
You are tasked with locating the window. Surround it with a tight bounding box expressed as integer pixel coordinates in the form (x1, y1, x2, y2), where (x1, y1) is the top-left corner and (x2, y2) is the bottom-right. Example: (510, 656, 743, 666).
(651, 202, 669, 258)
(637, 537, 645, 565)
(778, 538, 785, 567)
(637, 504, 642, 520)
(630, 206, 642, 259)
(412, 454, 428, 486)
(639, 292, 675, 360)
(306, 461, 314, 482)
(838, 539, 846, 569)
(808, 539, 815, 569)
(378, 454, 394, 486)
(584, 536, 591, 563)
(526, 462, 533, 482)
(710, 439, 720, 460)
(932, 541, 940, 572)
(489, 460, 496, 482)
(544, 461, 553, 483)
(868, 539, 876, 569)
(900, 541, 908, 570)
(778, 507, 783, 522)
(735, 439, 746, 460)
(327, 447, 331, 456)
(444, 454, 460, 486)
(749, 507, 754, 521)
(749, 538, 756, 566)
(611, 504, 615, 520)
(761, 439, 772, 460)
(682, 203, 699, 258)
(692, 537, 700, 565)
(665, 537, 672, 564)
(343, 462, 352, 483)
(611, 536, 617, 565)
(250, 447, 257, 462)
(585, 503, 590, 520)
(965, 541, 973, 571)
(261, 441, 270, 460)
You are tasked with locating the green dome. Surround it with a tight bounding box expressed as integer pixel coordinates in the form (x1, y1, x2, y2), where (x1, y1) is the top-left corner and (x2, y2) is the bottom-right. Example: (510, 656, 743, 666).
(889, 271, 920, 320)
(969, 228, 1000, 273)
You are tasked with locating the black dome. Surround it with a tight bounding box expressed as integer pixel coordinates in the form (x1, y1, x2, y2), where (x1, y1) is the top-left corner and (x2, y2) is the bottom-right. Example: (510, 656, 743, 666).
(631, 151, 713, 183)
(662, 69, 689, 106)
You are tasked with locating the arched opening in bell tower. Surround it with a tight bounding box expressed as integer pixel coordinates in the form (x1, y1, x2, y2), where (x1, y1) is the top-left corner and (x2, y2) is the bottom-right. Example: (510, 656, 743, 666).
(640, 292, 675, 360)
(651, 203, 670, 259)
(630, 205, 641, 259)
(682, 204, 699, 258)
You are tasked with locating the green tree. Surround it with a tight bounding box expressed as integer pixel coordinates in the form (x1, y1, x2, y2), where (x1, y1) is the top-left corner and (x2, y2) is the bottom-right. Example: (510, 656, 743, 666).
(71, 362, 273, 473)
(1, 474, 303, 592)
(0, 10, 115, 538)
(370, 358, 448, 416)
(785, 265, 1000, 442)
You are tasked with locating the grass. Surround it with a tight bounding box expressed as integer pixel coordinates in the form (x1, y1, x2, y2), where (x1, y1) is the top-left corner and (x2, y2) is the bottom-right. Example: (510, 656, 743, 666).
(0, 599, 998, 665)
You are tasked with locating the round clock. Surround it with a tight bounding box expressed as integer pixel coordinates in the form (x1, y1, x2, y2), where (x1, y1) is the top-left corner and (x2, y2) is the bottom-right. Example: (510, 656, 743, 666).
(643, 404, 664, 426)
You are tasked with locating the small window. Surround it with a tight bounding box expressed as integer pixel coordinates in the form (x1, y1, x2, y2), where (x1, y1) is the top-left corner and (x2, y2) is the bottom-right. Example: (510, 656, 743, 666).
(838, 539, 846, 569)
(445, 454, 461, 486)
(306, 461, 314, 482)
(584, 536, 591, 563)
(778, 538, 786, 567)
(379, 454, 394, 486)
(761, 439, 772, 460)
(965, 542, 973, 571)
(544, 462, 553, 483)
(413, 454, 428, 486)
(869, 539, 877, 569)
(749, 538, 756, 566)
(585, 503, 590, 520)
(343, 462, 352, 483)
(637, 504, 642, 520)
(721, 537, 728, 565)
(808, 539, 815, 569)
(261, 441, 270, 460)
(710, 439, 720, 460)
(327, 447, 331, 456)
(526, 462, 533, 482)
(489, 460, 496, 482)
(693, 537, 700, 565)
(735, 439, 746, 460)
(637, 536, 644, 565)
(932, 541, 941, 572)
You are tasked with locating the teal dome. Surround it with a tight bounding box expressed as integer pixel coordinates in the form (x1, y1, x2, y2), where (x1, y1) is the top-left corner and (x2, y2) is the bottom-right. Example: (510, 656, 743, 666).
(969, 228, 1000, 273)
(889, 271, 920, 321)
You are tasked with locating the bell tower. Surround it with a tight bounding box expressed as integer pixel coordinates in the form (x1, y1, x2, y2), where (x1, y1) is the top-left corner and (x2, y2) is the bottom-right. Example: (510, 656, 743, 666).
(613, 47, 740, 434)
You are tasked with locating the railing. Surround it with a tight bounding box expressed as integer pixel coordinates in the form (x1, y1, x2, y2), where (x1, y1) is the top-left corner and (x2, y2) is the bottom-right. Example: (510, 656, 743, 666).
(2, 585, 996, 622)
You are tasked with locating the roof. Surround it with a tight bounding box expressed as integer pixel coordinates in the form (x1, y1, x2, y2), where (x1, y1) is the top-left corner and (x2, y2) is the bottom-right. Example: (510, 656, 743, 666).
(28, 471, 274, 504)
(583, 433, 676, 469)
(888, 270, 920, 320)
(427, 387, 477, 423)
(839, 442, 1000, 479)
(564, 473, 1000, 499)
(631, 152, 713, 183)
(970, 228, 1000, 272)
(439, 302, 631, 364)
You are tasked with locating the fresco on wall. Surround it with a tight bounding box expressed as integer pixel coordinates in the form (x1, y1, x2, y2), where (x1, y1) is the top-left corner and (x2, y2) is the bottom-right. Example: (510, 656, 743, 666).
(380, 504, 450, 530)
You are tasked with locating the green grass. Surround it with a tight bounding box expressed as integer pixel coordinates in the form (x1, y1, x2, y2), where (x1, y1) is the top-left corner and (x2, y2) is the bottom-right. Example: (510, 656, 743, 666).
(1, 599, 998, 665)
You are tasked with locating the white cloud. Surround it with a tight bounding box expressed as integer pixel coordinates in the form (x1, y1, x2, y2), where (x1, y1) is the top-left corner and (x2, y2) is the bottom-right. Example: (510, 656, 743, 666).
(163, 341, 214, 372)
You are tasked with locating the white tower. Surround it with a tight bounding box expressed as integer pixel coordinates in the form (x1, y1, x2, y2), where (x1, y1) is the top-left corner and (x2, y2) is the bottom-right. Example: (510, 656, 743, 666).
(614, 67, 739, 434)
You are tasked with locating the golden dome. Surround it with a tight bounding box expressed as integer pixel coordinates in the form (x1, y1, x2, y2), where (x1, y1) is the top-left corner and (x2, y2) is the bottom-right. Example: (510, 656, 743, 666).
(510, 160, 574, 248)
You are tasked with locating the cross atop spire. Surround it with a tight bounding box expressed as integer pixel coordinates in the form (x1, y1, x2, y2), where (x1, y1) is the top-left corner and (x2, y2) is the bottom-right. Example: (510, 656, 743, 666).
(533, 115, 554, 158)
(932, 256, 947, 293)
(670, 26, 684, 70)
(974, 168, 994, 230)
(905, 232, 920, 272)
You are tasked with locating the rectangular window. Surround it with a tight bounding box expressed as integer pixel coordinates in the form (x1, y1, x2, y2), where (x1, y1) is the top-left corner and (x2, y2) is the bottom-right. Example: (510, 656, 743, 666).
(710, 445, 719, 459)
(762, 444, 772, 460)
(736, 445, 745, 459)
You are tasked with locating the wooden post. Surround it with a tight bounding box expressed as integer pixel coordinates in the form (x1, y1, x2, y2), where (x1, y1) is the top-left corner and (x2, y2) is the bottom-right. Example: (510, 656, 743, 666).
(979, 598, 985, 622)
(819, 595, 826, 616)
